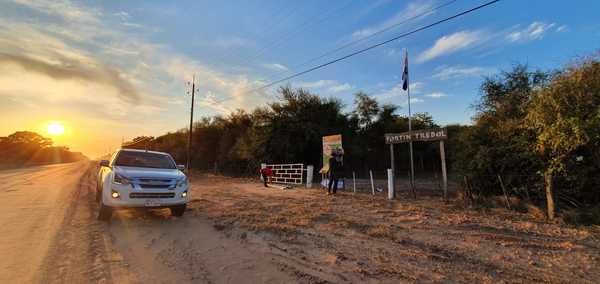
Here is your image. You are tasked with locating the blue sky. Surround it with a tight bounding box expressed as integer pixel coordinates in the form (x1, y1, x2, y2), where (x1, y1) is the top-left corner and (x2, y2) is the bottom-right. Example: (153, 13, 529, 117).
(1, 0, 599, 156)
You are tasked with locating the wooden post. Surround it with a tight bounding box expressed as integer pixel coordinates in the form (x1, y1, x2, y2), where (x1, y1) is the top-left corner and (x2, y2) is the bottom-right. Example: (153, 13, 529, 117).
(463, 175, 472, 204)
(387, 169, 394, 200)
(497, 175, 511, 210)
(390, 144, 395, 199)
(439, 140, 448, 201)
(352, 171, 356, 193)
(369, 170, 375, 195)
(545, 172, 555, 220)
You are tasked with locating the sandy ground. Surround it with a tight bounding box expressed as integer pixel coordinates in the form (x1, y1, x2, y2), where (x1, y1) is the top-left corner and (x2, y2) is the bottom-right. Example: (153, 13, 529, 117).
(1, 162, 599, 283)
(189, 175, 600, 283)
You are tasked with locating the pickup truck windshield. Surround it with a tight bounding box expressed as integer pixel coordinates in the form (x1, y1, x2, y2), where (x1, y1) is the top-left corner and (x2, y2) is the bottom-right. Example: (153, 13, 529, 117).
(114, 151, 176, 169)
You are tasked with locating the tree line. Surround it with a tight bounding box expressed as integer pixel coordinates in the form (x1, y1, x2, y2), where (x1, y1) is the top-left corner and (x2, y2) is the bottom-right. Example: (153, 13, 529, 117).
(138, 87, 444, 177)
(0, 131, 87, 168)
(134, 55, 599, 223)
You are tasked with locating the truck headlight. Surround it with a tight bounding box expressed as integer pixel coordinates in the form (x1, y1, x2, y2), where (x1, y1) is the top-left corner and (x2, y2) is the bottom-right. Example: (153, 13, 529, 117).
(111, 190, 120, 198)
(176, 177, 188, 187)
(181, 191, 188, 198)
(113, 173, 131, 185)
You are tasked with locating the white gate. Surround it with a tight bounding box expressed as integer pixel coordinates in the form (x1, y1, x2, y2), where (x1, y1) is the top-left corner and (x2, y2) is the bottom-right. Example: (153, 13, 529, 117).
(264, 163, 304, 185)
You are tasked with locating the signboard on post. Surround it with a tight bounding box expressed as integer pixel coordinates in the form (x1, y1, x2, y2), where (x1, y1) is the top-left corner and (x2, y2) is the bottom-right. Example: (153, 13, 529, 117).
(385, 128, 447, 144)
(320, 134, 342, 173)
(384, 128, 449, 200)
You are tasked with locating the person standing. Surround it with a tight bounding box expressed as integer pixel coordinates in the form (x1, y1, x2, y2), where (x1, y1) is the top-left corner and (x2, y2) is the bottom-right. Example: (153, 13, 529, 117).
(327, 149, 344, 195)
(260, 167, 272, 187)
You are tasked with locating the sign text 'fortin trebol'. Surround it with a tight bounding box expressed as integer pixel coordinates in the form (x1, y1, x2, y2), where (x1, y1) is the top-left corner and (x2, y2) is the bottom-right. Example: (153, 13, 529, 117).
(385, 128, 447, 144)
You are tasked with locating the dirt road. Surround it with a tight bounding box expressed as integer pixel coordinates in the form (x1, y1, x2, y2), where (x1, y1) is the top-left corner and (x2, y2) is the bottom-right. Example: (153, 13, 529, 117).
(0, 162, 92, 283)
(2, 162, 599, 283)
(0, 162, 305, 283)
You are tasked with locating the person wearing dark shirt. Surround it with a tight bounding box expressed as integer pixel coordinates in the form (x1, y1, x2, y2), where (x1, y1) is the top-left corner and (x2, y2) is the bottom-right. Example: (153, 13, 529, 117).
(327, 152, 343, 195)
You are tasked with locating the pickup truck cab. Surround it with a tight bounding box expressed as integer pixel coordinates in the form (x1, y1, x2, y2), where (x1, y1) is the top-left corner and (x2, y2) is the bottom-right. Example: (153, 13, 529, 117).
(96, 148, 189, 221)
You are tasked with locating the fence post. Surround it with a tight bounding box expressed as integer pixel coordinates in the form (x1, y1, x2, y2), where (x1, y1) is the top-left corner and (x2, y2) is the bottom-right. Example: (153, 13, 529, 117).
(545, 172, 555, 220)
(439, 140, 448, 201)
(306, 165, 313, 188)
(352, 171, 356, 193)
(463, 175, 472, 204)
(369, 170, 375, 195)
(387, 169, 394, 200)
(497, 175, 511, 210)
(390, 144, 395, 199)
(261, 163, 266, 183)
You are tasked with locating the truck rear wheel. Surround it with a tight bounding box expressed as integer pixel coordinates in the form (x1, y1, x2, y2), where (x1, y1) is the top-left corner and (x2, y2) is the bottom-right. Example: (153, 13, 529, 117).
(170, 205, 186, 217)
(98, 204, 112, 221)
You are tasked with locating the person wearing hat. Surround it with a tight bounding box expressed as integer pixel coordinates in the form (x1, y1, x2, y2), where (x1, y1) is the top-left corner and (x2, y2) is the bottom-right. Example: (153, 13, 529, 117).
(327, 148, 344, 195)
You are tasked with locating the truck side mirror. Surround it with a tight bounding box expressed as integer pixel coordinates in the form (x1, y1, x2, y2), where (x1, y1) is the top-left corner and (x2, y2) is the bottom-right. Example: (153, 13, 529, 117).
(99, 160, 110, 167)
(177, 164, 186, 171)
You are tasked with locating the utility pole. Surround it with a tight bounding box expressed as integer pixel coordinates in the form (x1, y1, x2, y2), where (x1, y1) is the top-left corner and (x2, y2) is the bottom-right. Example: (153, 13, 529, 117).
(186, 75, 197, 172)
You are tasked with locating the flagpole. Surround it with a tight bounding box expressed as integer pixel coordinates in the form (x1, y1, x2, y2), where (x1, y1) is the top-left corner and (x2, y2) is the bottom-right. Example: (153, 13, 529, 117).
(406, 49, 416, 198)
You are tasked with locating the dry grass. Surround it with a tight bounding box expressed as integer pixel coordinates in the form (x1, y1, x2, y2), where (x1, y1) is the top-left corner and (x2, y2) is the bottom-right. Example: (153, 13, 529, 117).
(188, 175, 600, 283)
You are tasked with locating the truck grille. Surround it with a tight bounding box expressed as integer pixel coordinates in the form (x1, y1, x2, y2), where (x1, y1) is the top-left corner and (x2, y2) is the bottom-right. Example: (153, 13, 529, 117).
(129, 192, 175, 199)
(139, 184, 172, 189)
(136, 178, 174, 189)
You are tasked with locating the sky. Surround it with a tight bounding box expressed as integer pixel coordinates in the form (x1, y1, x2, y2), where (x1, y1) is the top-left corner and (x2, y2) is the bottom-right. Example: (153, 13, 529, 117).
(1, 0, 599, 158)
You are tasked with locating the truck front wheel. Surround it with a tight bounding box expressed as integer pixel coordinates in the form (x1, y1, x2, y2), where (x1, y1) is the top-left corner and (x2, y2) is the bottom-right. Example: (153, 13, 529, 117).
(98, 204, 112, 221)
(170, 205, 186, 217)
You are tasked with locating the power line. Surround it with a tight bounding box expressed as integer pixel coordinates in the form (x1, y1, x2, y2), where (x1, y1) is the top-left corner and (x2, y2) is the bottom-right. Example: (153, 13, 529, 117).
(236, 0, 355, 68)
(204, 2, 303, 72)
(200, 0, 498, 110)
(252, 0, 501, 92)
(284, 0, 458, 74)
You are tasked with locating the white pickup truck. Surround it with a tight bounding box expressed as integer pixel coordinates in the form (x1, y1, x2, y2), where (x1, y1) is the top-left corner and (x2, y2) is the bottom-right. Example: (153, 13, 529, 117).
(96, 149, 190, 221)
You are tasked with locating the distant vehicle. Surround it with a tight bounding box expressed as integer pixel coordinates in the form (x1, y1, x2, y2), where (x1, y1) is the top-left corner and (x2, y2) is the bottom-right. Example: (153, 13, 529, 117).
(96, 149, 189, 221)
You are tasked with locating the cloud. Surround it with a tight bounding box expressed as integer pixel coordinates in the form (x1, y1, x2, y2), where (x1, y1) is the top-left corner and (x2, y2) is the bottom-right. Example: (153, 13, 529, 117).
(432, 65, 494, 80)
(296, 80, 336, 89)
(417, 30, 488, 63)
(0, 53, 139, 103)
(327, 83, 352, 93)
(295, 80, 353, 94)
(408, 97, 424, 104)
(0, 1, 272, 121)
(373, 84, 403, 100)
(213, 36, 255, 48)
(425, 92, 447, 98)
(263, 63, 289, 72)
(352, 1, 436, 38)
(113, 11, 130, 20)
(12, 0, 101, 23)
(506, 22, 560, 42)
(556, 25, 567, 32)
(373, 81, 423, 101)
(122, 22, 143, 29)
(409, 82, 423, 94)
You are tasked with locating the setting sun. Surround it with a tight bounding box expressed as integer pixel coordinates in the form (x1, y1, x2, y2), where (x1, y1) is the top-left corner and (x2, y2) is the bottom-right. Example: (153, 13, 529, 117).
(47, 122, 65, 136)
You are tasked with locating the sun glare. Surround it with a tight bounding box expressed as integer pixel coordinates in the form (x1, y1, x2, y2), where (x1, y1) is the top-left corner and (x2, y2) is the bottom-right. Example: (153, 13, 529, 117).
(47, 122, 65, 136)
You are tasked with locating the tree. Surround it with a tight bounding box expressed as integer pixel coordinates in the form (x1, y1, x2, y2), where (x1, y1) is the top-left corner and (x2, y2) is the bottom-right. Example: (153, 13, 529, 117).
(527, 58, 600, 208)
(6, 131, 52, 147)
(353, 91, 379, 128)
(453, 65, 548, 197)
(0, 131, 85, 166)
